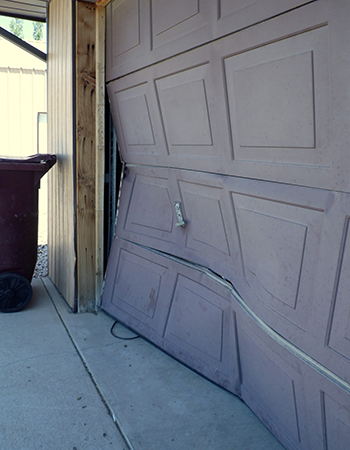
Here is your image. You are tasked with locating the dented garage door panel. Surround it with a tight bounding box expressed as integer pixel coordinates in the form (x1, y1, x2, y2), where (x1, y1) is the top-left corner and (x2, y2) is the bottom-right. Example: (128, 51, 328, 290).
(102, 238, 240, 394)
(103, 1, 350, 449)
(109, 164, 350, 384)
(115, 166, 244, 281)
(102, 236, 350, 450)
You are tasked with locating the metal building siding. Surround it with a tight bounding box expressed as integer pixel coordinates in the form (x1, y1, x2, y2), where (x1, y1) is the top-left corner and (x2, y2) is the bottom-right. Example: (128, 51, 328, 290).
(0, 67, 46, 157)
(47, 0, 76, 308)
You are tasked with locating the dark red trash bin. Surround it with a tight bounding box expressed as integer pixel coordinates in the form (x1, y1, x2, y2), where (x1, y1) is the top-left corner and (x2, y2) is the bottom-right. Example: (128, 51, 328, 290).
(0, 154, 56, 312)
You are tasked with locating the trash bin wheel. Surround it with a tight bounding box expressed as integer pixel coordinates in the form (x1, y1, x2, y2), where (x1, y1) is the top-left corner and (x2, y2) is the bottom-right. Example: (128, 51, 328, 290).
(0, 273, 33, 313)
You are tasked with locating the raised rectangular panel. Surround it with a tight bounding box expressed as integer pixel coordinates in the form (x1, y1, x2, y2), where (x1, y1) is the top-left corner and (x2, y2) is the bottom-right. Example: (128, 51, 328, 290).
(105, 0, 350, 191)
(112, 84, 155, 153)
(322, 393, 350, 450)
(224, 26, 330, 167)
(237, 207, 307, 309)
(156, 64, 220, 158)
(173, 170, 244, 280)
(124, 174, 175, 242)
(113, 249, 164, 319)
(102, 239, 240, 394)
(163, 273, 237, 388)
(231, 190, 324, 329)
(111, 0, 140, 58)
(165, 275, 225, 363)
(239, 327, 301, 446)
(151, 0, 210, 50)
(178, 180, 231, 257)
(101, 240, 174, 333)
(119, 94, 155, 146)
(219, 0, 259, 17)
(219, 0, 312, 18)
(153, 0, 199, 37)
(234, 52, 315, 148)
(107, 80, 168, 160)
(106, 0, 150, 81)
(116, 166, 244, 283)
(160, 79, 212, 146)
(114, 167, 185, 256)
(216, 0, 314, 38)
(328, 217, 350, 361)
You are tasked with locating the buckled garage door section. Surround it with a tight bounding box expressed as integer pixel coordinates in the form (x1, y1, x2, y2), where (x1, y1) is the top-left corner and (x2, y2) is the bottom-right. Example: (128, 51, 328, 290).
(102, 2, 350, 449)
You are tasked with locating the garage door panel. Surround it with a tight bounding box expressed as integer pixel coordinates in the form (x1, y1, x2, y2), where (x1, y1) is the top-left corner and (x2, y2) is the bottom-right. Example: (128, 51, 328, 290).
(322, 391, 350, 450)
(152, 52, 232, 163)
(238, 321, 307, 449)
(116, 166, 244, 281)
(301, 367, 350, 450)
(232, 190, 324, 332)
(107, 4, 350, 192)
(297, 193, 350, 385)
(173, 170, 244, 277)
(235, 204, 308, 310)
(178, 180, 235, 261)
(155, 250, 240, 394)
(102, 240, 175, 334)
(116, 166, 349, 356)
(102, 198, 350, 449)
(164, 274, 233, 373)
(227, 51, 316, 150)
(215, 0, 347, 191)
(106, 0, 317, 80)
(151, 0, 212, 51)
(101, 239, 240, 394)
(116, 166, 350, 366)
(216, 0, 315, 38)
(117, 167, 181, 249)
(114, 249, 164, 320)
(116, 90, 155, 147)
(155, 63, 222, 158)
(106, 0, 150, 79)
(327, 216, 350, 362)
(107, 80, 168, 160)
(223, 26, 330, 166)
(123, 173, 176, 242)
(104, 2, 350, 448)
(224, 177, 332, 345)
(232, 189, 350, 386)
(238, 316, 350, 450)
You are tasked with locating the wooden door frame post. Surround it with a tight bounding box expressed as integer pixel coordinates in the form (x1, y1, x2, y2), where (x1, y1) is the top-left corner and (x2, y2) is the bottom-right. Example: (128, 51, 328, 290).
(75, 0, 105, 311)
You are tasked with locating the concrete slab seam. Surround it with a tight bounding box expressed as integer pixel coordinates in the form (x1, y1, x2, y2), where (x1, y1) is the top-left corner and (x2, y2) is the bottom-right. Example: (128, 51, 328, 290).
(40, 277, 135, 450)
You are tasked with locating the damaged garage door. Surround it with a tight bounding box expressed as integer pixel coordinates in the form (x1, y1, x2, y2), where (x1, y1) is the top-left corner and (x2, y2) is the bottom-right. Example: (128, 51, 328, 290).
(101, 1, 350, 449)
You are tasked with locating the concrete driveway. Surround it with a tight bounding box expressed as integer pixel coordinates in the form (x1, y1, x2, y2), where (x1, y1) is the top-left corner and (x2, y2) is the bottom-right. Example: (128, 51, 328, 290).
(0, 277, 285, 450)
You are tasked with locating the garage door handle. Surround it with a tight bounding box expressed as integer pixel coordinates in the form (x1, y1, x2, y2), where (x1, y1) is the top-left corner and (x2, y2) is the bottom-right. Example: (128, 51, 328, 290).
(174, 201, 187, 227)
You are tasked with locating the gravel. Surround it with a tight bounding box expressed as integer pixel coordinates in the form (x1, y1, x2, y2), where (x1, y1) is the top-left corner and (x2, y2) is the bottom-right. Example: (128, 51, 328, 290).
(33, 244, 48, 278)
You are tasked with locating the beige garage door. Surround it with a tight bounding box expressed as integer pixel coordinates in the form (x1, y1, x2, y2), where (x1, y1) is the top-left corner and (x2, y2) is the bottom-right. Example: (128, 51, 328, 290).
(102, 1, 350, 448)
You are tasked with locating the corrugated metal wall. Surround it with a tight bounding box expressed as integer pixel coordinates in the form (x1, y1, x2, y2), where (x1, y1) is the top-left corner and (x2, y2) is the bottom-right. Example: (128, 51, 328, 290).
(47, 0, 76, 308)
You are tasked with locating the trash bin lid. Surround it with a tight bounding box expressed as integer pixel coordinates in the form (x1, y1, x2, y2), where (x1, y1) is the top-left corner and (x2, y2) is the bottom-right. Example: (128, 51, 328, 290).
(0, 154, 56, 168)
(0, 154, 56, 186)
